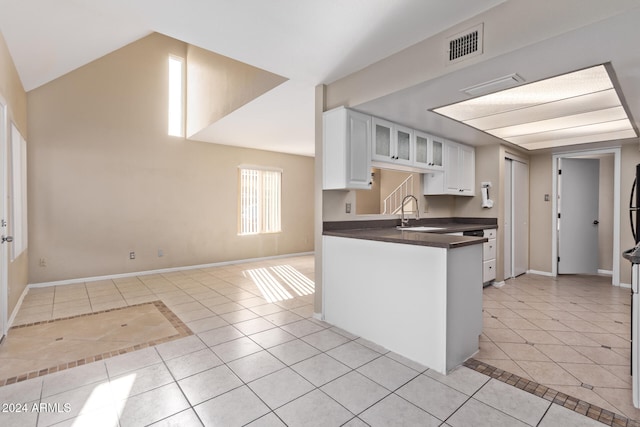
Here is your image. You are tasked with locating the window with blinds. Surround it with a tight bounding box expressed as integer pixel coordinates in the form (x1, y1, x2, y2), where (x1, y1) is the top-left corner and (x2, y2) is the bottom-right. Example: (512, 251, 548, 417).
(239, 167, 282, 235)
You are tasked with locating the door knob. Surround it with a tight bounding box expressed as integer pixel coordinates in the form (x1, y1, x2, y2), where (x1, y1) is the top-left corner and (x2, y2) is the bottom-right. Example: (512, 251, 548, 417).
(593, 220, 599, 225)
(1, 235, 13, 243)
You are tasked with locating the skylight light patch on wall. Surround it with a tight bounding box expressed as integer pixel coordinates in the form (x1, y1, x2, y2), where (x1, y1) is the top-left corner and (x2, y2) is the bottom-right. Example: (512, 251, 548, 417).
(433, 64, 637, 150)
(168, 55, 185, 137)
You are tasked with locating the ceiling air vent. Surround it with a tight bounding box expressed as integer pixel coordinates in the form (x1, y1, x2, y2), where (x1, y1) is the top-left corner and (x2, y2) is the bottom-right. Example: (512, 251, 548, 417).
(446, 23, 483, 64)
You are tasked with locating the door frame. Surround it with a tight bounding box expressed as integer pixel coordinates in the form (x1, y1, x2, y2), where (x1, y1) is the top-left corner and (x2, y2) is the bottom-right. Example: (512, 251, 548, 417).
(0, 95, 7, 339)
(552, 147, 621, 286)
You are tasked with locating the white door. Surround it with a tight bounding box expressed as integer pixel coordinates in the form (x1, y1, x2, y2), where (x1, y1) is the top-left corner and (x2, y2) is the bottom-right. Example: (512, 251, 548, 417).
(513, 160, 529, 276)
(0, 100, 7, 341)
(504, 158, 529, 278)
(504, 159, 513, 278)
(558, 158, 599, 274)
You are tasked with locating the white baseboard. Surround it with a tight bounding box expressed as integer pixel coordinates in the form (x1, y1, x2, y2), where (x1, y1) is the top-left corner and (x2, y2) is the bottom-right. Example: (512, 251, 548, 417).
(620, 282, 632, 289)
(491, 281, 506, 288)
(29, 251, 315, 289)
(597, 269, 613, 276)
(313, 312, 324, 321)
(7, 285, 29, 329)
(527, 270, 554, 277)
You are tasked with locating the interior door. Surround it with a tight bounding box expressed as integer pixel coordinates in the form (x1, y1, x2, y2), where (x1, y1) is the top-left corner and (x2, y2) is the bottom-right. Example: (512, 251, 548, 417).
(504, 158, 529, 278)
(504, 159, 513, 278)
(558, 158, 599, 274)
(513, 160, 529, 276)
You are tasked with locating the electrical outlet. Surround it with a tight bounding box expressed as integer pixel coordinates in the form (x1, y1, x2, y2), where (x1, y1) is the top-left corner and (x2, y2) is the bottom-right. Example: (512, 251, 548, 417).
(39, 257, 47, 267)
(345, 203, 351, 214)
(129, 251, 135, 260)
(158, 249, 163, 257)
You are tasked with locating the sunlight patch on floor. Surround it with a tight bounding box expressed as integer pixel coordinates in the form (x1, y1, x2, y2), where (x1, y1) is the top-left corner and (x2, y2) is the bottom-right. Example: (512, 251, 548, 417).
(244, 264, 315, 302)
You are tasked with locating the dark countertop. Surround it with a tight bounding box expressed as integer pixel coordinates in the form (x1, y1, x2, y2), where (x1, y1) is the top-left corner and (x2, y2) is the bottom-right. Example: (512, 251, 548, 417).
(323, 228, 486, 249)
(323, 218, 497, 249)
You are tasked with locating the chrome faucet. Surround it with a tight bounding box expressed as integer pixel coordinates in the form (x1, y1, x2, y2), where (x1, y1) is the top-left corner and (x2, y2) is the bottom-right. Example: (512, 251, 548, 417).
(400, 195, 419, 227)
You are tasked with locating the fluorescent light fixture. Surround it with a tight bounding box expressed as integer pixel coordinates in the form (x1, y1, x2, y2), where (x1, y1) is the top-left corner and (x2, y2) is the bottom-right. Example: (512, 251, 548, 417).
(168, 55, 185, 137)
(434, 65, 637, 150)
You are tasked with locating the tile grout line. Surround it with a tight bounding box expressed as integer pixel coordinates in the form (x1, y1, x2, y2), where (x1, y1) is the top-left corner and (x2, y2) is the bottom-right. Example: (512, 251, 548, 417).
(464, 358, 635, 426)
(483, 276, 636, 423)
(153, 344, 210, 427)
(0, 300, 193, 387)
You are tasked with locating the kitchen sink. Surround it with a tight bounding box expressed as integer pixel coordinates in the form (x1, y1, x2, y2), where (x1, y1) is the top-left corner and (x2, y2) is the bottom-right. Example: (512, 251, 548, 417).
(397, 226, 444, 232)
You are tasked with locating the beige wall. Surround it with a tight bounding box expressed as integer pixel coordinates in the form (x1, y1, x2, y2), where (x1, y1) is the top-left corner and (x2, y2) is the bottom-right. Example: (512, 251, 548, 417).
(27, 33, 314, 283)
(355, 168, 380, 215)
(186, 44, 287, 137)
(0, 31, 28, 318)
(529, 153, 553, 273)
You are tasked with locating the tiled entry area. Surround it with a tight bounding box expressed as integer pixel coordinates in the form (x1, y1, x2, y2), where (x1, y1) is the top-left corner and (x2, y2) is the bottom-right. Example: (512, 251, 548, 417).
(0, 255, 624, 426)
(479, 273, 638, 421)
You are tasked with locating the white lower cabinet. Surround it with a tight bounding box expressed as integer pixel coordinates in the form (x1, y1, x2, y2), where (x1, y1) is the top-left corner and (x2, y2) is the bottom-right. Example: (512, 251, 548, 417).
(483, 229, 497, 284)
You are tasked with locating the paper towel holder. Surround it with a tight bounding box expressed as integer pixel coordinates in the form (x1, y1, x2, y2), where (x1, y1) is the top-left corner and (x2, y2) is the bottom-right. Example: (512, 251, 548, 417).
(481, 182, 494, 209)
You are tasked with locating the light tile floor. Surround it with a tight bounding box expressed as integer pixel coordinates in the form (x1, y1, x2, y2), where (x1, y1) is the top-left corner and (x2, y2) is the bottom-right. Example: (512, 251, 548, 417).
(478, 273, 639, 421)
(0, 255, 621, 426)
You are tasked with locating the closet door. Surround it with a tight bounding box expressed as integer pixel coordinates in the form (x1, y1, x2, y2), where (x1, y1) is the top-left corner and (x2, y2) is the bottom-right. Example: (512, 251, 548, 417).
(504, 158, 529, 279)
(513, 160, 529, 277)
(504, 159, 513, 279)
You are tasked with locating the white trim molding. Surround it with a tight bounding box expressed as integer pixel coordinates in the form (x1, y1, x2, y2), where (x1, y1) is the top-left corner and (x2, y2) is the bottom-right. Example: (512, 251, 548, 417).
(527, 270, 554, 277)
(7, 285, 29, 329)
(29, 252, 314, 289)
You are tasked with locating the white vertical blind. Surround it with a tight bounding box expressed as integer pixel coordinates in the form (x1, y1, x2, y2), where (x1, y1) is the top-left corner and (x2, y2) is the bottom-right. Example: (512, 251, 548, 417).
(239, 167, 281, 235)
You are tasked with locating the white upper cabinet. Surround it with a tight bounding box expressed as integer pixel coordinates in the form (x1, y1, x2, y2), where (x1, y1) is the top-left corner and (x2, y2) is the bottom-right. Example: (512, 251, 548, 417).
(324, 106, 475, 196)
(372, 118, 413, 167)
(323, 107, 372, 190)
(414, 131, 444, 171)
(424, 141, 475, 196)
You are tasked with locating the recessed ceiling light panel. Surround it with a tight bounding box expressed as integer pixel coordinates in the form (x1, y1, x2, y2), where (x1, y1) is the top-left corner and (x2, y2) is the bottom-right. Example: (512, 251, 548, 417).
(434, 64, 637, 150)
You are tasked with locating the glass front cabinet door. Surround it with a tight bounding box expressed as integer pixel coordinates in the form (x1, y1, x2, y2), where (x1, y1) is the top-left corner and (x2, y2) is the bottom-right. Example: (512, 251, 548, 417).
(430, 137, 444, 170)
(414, 131, 444, 171)
(372, 118, 413, 166)
(394, 125, 413, 166)
(372, 118, 393, 162)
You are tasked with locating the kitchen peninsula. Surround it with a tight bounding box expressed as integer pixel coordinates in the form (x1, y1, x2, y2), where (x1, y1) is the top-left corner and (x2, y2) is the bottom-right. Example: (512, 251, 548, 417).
(322, 218, 494, 374)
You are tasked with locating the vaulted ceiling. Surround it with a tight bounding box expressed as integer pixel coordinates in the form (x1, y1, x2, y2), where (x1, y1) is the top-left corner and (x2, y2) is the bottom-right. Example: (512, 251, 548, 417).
(1, 0, 639, 156)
